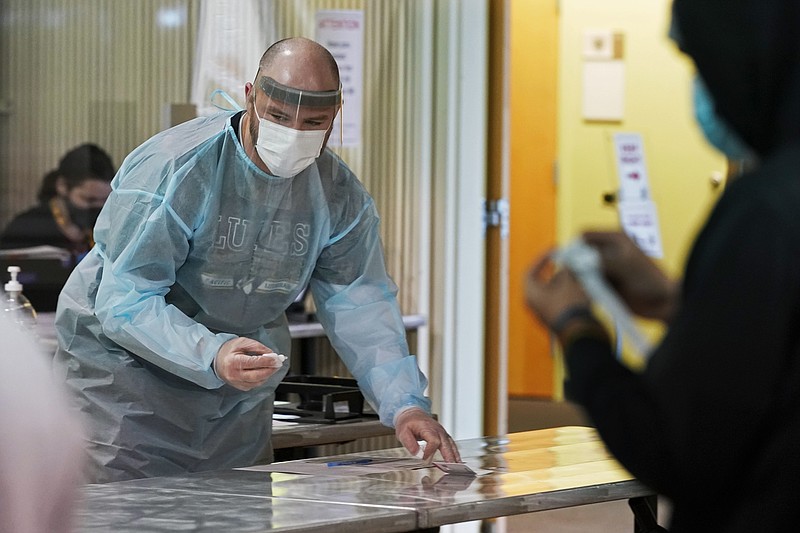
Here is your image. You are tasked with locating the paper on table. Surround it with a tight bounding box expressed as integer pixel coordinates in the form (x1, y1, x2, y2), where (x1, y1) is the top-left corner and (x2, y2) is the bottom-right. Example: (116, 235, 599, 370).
(433, 462, 477, 477)
(247, 456, 429, 476)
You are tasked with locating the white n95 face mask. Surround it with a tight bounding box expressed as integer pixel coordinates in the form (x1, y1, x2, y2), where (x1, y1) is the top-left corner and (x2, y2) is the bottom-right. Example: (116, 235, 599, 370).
(253, 107, 327, 178)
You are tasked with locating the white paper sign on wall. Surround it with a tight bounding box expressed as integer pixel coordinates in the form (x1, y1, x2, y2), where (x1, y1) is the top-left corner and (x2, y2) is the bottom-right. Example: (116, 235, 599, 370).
(582, 29, 625, 122)
(315, 10, 364, 147)
(612, 133, 664, 258)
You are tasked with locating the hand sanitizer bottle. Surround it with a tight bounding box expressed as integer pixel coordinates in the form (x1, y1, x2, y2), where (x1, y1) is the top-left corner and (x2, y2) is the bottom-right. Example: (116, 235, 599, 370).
(4, 266, 38, 332)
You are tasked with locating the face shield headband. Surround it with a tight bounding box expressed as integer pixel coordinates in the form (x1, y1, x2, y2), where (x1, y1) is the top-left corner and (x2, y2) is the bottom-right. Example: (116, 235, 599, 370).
(258, 76, 342, 108)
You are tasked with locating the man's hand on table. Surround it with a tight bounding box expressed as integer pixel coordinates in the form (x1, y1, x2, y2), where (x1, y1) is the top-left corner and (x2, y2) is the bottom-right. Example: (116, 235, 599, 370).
(395, 408, 462, 463)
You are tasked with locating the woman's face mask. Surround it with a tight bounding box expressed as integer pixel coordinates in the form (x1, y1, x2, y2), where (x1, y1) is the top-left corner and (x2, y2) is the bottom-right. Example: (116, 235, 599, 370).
(693, 76, 756, 162)
(252, 104, 328, 178)
(67, 202, 103, 229)
(63, 178, 111, 229)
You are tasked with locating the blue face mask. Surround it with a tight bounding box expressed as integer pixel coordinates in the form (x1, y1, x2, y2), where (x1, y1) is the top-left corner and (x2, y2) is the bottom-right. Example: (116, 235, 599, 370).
(693, 76, 756, 161)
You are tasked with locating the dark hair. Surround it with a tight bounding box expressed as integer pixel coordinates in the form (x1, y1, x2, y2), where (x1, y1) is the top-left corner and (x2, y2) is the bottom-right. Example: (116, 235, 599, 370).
(37, 169, 61, 204)
(57, 143, 115, 189)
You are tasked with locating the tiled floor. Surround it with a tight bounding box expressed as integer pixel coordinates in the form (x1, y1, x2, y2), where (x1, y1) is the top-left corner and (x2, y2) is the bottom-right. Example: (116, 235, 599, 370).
(506, 397, 592, 434)
(503, 397, 670, 532)
(506, 500, 649, 533)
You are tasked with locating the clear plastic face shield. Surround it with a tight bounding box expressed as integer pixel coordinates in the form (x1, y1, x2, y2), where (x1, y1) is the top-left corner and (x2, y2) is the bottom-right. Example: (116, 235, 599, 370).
(257, 76, 342, 128)
(251, 76, 344, 177)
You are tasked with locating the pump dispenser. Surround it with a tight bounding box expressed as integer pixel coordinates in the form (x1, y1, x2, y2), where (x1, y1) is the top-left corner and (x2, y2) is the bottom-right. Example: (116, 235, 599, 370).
(4, 265, 38, 331)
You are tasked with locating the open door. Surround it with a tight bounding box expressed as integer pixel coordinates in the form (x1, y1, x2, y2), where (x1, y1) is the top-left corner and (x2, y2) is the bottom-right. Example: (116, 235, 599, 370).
(506, 0, 560, 401)
(485, 0, 560, 437)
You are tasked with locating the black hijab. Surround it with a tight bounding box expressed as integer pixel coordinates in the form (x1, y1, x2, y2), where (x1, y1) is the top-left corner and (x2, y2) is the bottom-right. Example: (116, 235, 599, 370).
(672, 0, 800, 158)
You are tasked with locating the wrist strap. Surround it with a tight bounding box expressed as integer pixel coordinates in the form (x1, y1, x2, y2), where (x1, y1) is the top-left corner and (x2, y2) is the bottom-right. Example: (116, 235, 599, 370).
(551, 306, 596, 335)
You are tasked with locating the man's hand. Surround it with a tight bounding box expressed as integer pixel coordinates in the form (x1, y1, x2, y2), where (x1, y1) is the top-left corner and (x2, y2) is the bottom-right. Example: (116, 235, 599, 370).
(525, 249, 591, 327)
(213, 337, 285, 391)
(582, 231, 679, 322)
(395, 408, 461, 463)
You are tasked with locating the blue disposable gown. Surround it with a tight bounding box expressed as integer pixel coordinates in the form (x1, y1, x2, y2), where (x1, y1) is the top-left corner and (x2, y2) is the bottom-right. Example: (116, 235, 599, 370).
(53, 112, 431, 482)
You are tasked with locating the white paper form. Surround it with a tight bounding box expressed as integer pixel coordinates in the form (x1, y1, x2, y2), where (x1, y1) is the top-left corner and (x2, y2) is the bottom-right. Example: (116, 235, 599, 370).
(245, 456, 430, 476)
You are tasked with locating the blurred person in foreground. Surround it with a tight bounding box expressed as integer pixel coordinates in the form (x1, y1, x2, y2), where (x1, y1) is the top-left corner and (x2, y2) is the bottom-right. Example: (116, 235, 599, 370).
(0, 143, 115, 263)
(54, 37, 458, 483)
(0, 310, 84, 533)
(525, 1, 800, 531)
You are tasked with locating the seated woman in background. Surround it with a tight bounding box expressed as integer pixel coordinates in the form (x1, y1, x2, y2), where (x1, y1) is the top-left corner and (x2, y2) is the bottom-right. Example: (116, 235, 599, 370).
(0, 143, 115, 261)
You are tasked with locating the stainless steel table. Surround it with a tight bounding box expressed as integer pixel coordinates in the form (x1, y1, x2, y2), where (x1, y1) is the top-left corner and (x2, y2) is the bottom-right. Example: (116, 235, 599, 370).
(254, 425, 656, 529)
(75, 426, 658, 532)
(75, 472, 417, 532)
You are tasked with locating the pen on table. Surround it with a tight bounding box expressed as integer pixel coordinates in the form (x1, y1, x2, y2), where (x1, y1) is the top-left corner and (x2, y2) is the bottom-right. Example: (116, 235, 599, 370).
(326, 458, 374, 467)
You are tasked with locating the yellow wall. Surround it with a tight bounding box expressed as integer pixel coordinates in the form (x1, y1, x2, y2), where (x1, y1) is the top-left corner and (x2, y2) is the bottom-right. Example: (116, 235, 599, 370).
(552, 0, 726, 389)
(557, 0, 725, 275)
(507, 0, 727, 398)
